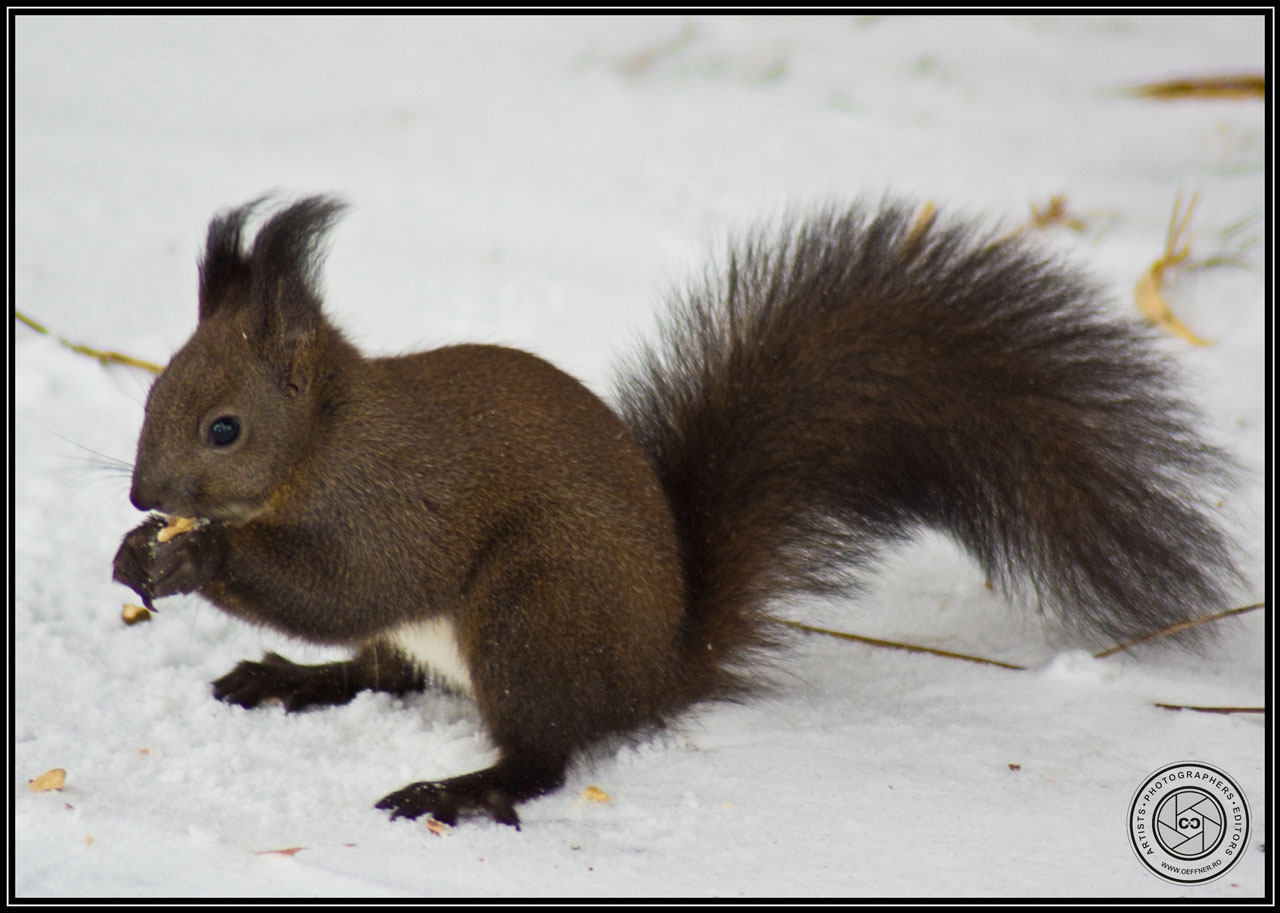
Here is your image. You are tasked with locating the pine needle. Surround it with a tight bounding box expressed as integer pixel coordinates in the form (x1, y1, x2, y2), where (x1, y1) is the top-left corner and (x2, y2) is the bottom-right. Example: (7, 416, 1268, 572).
(1021, 194, 1088, 233)
(15, 310, 164, 374)
(1093, 602, 1264, 658)
(1134, 191, 1213, 346)
(776, 600, 1262, 670)
(899, 200, 937, 259)
(775, 618, 1026, 671)
(1125, 74, 1265, 100)
(993, 194, 1093, 244)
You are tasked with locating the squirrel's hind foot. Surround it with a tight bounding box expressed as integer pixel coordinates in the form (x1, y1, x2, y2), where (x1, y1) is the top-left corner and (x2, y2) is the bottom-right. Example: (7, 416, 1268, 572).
(375, 755, 567, 829)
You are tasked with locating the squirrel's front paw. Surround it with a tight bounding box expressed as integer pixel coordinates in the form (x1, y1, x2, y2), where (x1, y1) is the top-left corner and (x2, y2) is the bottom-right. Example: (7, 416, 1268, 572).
(148, 521, 225, 599)
(112, 515, 225, 606)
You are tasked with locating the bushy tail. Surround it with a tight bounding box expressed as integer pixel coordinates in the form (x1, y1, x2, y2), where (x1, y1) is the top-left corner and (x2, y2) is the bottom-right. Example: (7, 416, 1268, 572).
(614, 203, 1241, 694)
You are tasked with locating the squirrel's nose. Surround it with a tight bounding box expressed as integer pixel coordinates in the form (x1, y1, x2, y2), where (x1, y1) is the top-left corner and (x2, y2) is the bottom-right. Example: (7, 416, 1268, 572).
(129, 476, 164, 513)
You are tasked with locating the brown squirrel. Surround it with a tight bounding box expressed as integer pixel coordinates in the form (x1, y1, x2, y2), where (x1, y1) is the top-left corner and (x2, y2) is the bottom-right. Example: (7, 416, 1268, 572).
(113, 196, 1241, 828)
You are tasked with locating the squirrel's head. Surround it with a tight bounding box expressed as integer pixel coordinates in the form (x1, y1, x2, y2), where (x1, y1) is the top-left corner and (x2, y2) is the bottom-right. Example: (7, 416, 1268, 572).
(130, 196, 350, 522)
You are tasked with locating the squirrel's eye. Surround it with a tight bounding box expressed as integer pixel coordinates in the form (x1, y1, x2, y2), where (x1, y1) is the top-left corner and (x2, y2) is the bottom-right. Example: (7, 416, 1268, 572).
(207, 415, 241, 447)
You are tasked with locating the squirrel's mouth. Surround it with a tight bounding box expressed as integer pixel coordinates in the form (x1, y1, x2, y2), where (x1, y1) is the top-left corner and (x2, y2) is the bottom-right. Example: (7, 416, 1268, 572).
(142, 498, 266, 527)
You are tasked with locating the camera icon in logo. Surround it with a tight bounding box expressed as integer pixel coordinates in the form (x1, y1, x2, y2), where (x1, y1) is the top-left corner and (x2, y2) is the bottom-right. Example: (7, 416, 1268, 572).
(1154, 787, 1225, 859)
(1129, 761, 1250, 885)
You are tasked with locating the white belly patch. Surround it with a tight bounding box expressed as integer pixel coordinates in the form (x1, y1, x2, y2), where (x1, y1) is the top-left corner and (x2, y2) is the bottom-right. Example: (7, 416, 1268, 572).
(387, 617, 473, 695)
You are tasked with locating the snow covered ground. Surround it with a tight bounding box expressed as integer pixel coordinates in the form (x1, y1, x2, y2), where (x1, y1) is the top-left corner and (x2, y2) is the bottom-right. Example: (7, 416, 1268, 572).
(13, 14, 1267, 899)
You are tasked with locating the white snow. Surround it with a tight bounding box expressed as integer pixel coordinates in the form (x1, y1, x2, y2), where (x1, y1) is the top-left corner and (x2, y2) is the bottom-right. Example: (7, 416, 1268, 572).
(13, 13, 1267, 899)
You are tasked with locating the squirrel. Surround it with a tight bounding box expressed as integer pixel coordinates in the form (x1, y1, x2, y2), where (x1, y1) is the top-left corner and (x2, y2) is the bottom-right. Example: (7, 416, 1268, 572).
(113, 195, 1242, 828)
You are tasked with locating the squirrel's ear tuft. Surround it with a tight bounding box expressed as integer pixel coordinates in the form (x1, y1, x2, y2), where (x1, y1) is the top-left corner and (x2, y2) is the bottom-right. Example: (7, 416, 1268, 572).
(196, 195, 347, 344)
(249, 196, 347, 347)
(198, 197, 264, 322)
